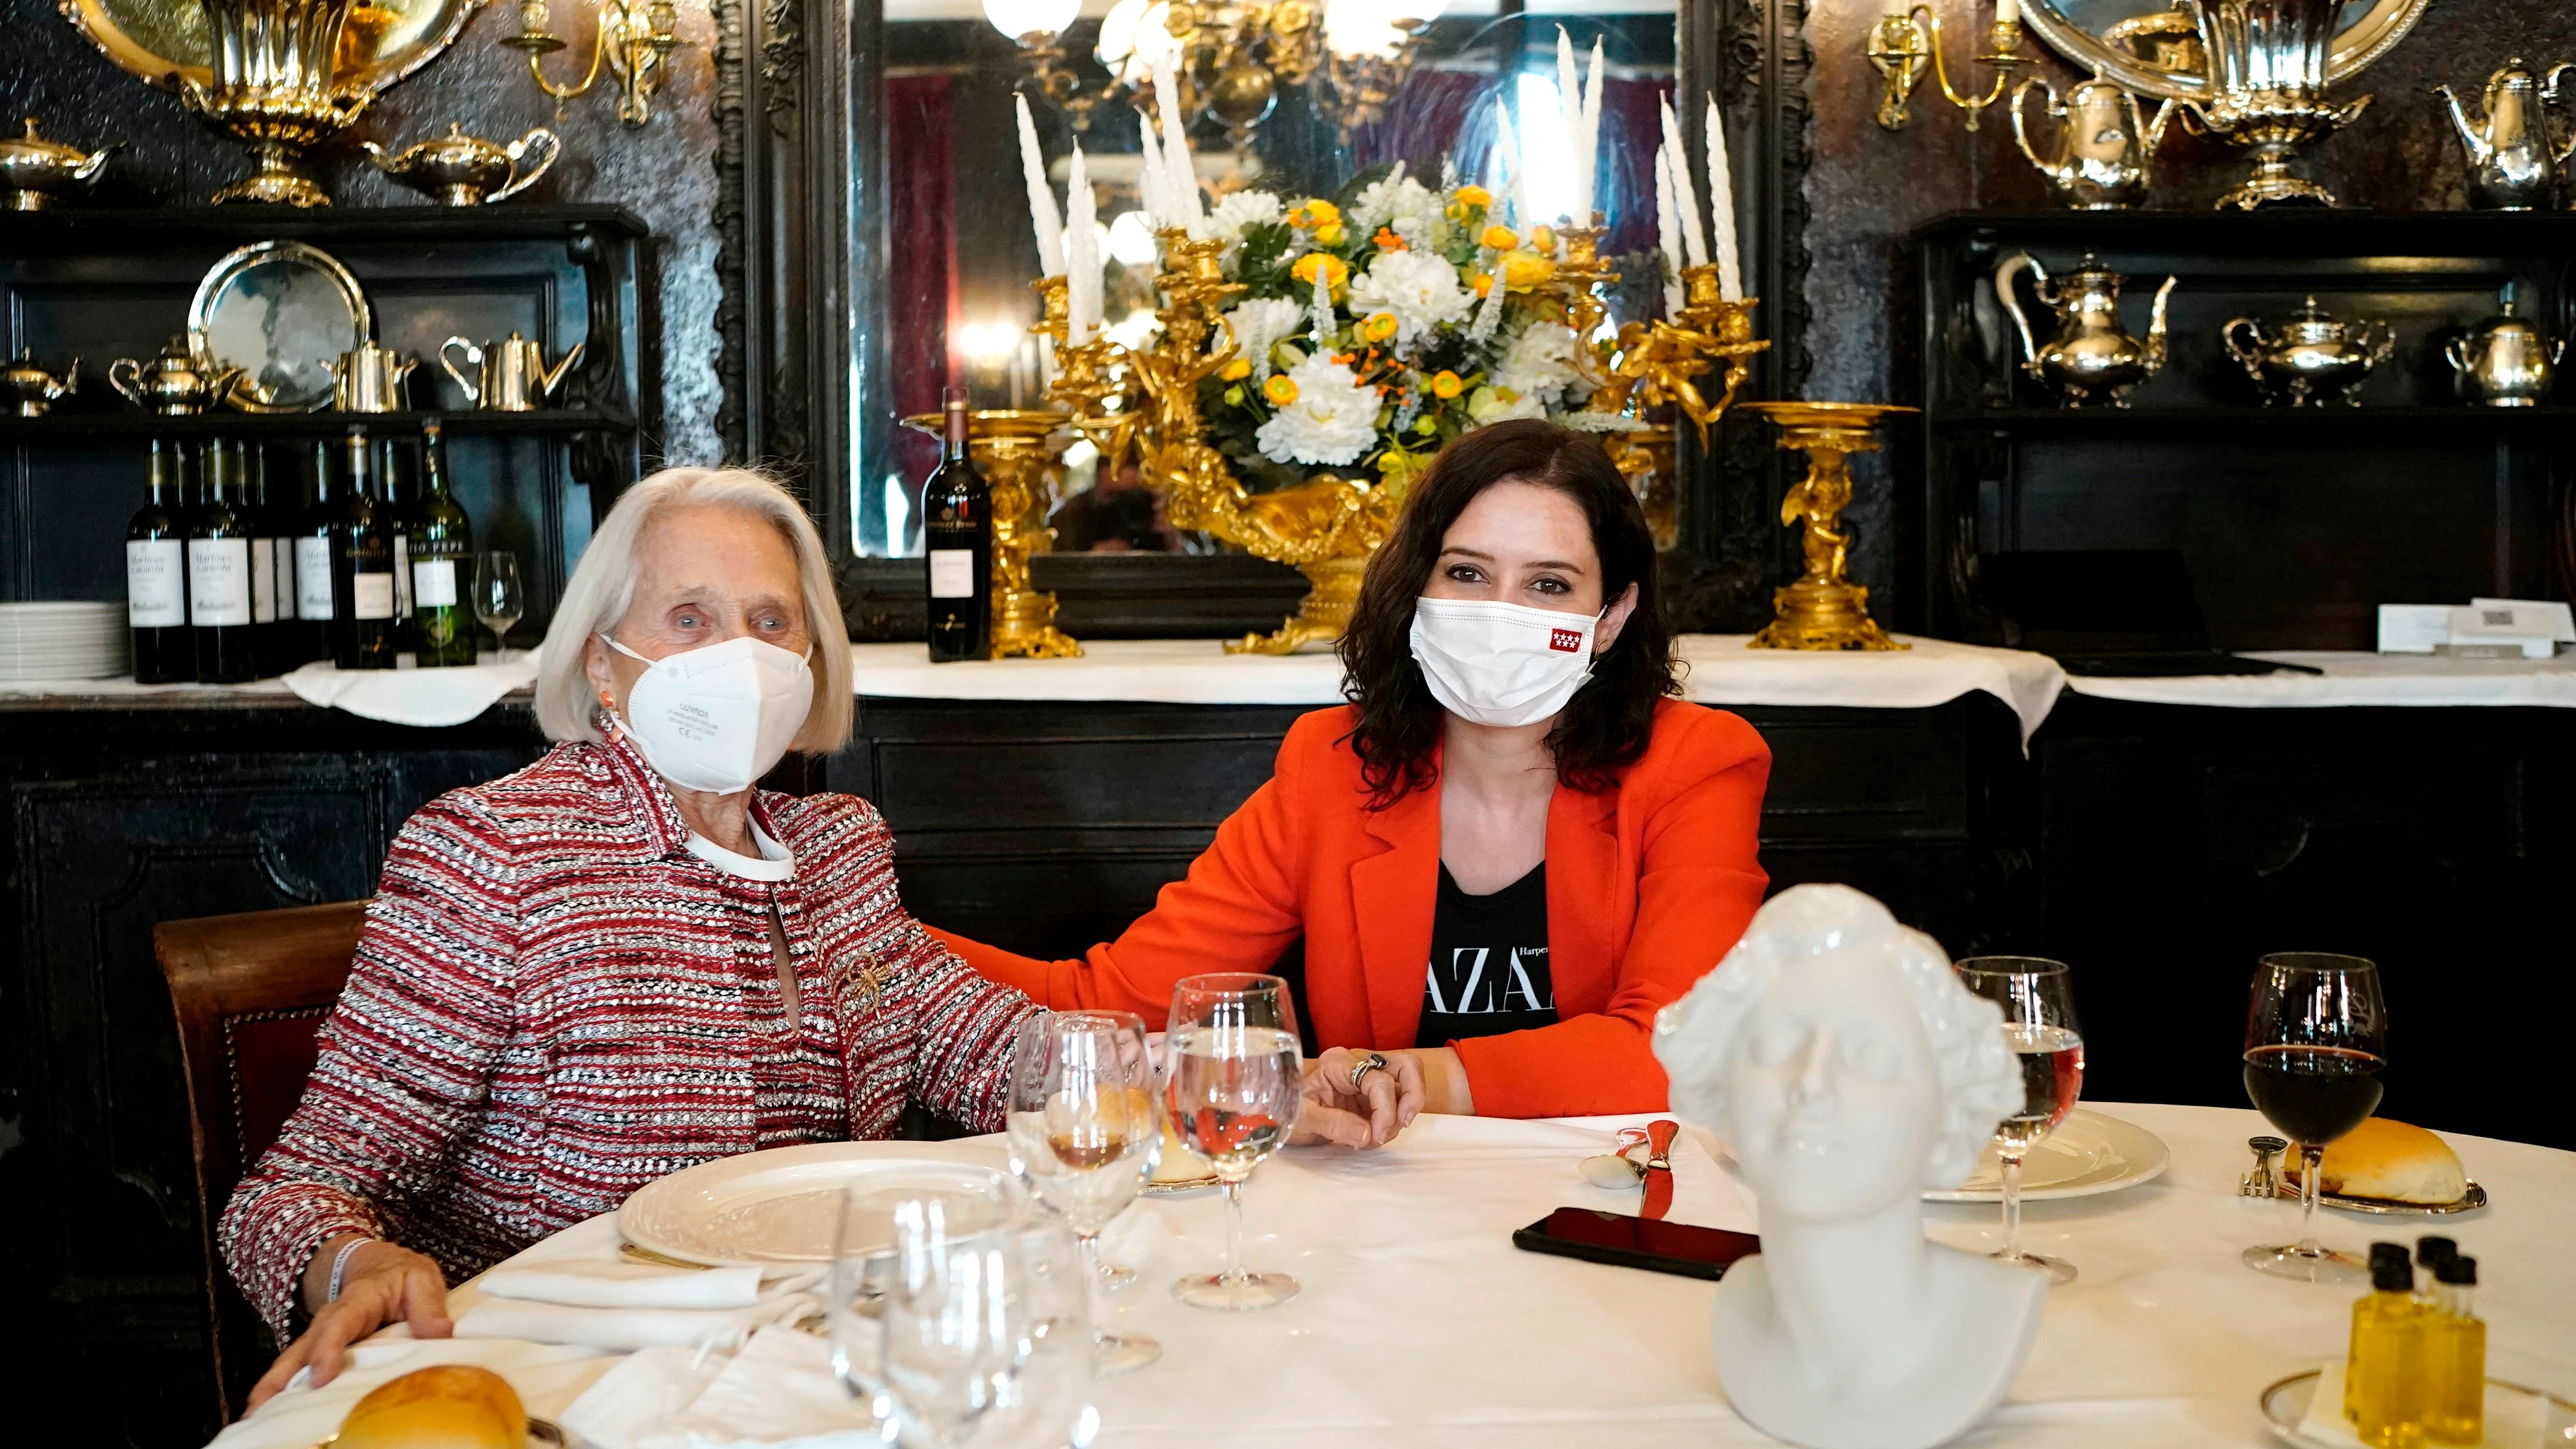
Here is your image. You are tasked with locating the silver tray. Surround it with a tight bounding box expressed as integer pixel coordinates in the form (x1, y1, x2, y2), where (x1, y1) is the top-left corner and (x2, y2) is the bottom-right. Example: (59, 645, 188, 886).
(2318, 1180, 2489, 1217)
(1141, 1173, 1221, 1197)
(2260, 1370, 2573, 1448)
(312, 1415, 564, 1449)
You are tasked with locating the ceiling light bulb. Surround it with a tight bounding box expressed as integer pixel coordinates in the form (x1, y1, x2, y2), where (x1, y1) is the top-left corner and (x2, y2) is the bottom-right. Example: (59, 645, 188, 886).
(982, 0, 1078, 41)
(1106, 210, 1161, 266)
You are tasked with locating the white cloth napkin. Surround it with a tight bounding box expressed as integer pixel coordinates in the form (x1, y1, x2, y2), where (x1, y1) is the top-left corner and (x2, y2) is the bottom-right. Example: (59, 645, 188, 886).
(206, 1338, 614, 1449)
(564, 1327, 880, 1449)
(456, 1259, 821, 1352)
(283, 651, 538, 726)
(480, 1259, 772, 1310)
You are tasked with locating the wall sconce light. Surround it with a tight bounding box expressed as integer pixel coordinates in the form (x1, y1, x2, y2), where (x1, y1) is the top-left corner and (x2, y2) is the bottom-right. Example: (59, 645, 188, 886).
(1867, 0, 2027, 131)
(503, 0, 686, 127)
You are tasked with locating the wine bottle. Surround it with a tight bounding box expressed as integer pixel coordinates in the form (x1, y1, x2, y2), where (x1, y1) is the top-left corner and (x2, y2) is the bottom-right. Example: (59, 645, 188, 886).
(331, 427, 398, 671)
(247, 443, 297, 676)
(293, 437, 338, 668)
(922, 387, 992, 663)
(125, 439, 194, 685)
(409, 422, 476, 668)
(377, 434, 418, 654)
(189, 438, 259, 684)
(231, 441, 280, 678)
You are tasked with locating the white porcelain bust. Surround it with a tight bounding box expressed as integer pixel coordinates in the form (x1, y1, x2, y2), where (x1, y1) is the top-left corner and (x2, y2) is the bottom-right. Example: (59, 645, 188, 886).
(1654, 885, 2041, 1449)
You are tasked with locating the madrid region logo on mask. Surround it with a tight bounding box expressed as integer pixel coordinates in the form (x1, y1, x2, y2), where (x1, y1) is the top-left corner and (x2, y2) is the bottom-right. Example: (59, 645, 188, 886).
(1548, 628, 1583, 653)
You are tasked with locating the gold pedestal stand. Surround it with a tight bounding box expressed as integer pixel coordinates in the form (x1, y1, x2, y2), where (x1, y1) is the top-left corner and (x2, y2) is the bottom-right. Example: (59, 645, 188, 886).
(900, 408, 1082, 660)
(1742, 401, 1917, 652)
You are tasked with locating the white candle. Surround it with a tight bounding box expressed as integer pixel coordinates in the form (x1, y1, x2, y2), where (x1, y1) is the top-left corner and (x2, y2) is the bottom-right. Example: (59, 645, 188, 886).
(1153, 58, 1201, 232)
(1016, 94, 1065, 277)
(1066, 144, 1100, 344)
(1494, 103, 1532, 234)
(1882, 0, 1912, 15)
(1705, 94, 1742, 302)
(1653, 143, 1683, 318)
(1995, 0, 2019, 25)
(1554, 27, 1582, 224)
(1579, 37, 1604, 222)
(1658, 98, 1706, 268)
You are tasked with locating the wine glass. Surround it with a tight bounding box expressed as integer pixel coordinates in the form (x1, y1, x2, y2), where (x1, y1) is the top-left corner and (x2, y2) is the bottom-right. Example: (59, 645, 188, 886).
(980, 1220, 1102, 1449)
(1004, 1011, 1162, 1375)
(2242, 952, 2387, 1282)
(829, 1166, 1026, 1447)
(474, 551, 524, 662)
(1164, 973, 1305, 1311)
(1955, 956, 2085, 1286)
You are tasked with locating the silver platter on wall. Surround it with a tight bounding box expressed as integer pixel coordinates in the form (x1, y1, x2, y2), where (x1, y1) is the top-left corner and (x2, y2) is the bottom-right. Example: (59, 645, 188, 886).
(187, 240, 374, 414)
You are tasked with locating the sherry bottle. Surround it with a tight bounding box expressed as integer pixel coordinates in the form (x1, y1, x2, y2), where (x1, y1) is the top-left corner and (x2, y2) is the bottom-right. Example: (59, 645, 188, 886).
(922, 387, 992, 663)
(125, 438, 193, 684)
(409, 422, 476, 668)
(189, 438, 259, 684)
(331, 427, 398, 671)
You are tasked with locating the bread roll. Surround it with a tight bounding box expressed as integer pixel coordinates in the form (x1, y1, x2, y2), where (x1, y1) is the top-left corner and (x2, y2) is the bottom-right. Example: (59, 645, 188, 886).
(2293, 1118, 2467, 1205)
(336, 1365, 528, 1449)
(1152, 1115, 1210, 1183)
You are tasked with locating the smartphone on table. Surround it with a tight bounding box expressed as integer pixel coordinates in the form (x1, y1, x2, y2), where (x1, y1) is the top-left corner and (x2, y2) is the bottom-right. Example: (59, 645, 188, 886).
(1512, 1207, 1760, 1281)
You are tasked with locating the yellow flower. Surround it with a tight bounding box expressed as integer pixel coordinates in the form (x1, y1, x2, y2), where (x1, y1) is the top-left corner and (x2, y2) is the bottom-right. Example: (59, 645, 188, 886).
(1499, 249, 1556, 292)
(1263, 374, 1300, 405)
(1290, 252, 1350, 289)
(1531, 224, 1556, 253)
(1430, 369, 1463, 399)
(1219, 357, 1252, 381)
(1453, 184, 1492, 208)
(1360, 311, 1398, 343)
(1289, 198, 1341, 228)
(1479, 224, 1519, 251)
(1314, 222, 1346, 247)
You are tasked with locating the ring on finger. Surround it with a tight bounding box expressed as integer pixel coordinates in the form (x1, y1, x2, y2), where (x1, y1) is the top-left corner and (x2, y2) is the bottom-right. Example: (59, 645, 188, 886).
(1348, 1051, 1390, 1094)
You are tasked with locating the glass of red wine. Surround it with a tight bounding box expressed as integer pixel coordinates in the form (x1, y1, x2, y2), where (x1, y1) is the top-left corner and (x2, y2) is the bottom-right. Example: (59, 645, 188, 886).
(2242, 952, 2387, 1282)
(1956, 957, 2084, 1285)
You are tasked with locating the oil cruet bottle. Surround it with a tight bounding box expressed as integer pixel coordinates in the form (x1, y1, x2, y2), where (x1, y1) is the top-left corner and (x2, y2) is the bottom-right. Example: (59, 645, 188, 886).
(2345, 1242, 2423, 1448)
(2423, 1253, 2483, 1446)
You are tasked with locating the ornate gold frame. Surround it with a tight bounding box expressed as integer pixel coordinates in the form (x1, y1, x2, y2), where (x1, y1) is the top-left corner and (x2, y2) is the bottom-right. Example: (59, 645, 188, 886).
(58, 0, 487, 98)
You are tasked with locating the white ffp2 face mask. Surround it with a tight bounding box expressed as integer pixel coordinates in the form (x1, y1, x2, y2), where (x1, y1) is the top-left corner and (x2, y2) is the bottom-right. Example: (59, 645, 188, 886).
(1408, 596, 1604, 728)
(604, 634, 816, 794)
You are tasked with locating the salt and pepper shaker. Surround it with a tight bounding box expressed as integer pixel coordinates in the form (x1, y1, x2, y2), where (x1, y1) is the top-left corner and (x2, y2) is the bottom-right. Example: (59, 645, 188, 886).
(2241, 1135, 2289, 1199)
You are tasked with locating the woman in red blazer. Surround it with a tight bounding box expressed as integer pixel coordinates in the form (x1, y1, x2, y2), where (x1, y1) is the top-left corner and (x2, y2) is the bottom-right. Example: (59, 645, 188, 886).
(938, 420, 1770, 1137)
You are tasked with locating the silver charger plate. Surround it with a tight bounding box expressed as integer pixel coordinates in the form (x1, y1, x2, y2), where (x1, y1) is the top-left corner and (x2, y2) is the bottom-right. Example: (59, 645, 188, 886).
(2260, 1369, 2575, 1448)
(188, 240, 371, 413)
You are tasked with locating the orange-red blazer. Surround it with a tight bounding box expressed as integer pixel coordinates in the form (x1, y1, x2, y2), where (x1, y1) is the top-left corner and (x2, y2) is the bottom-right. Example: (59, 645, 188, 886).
(933, 698, 1771, 1117)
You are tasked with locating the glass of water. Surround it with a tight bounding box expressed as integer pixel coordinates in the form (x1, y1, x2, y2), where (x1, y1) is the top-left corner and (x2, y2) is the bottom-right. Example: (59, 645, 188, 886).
(1164, 973, 1305, 1311)
(1005, 1010, 1162, 1375)
(1955, 956, 2084, 1285)
(829, 1166, 1026, 1448)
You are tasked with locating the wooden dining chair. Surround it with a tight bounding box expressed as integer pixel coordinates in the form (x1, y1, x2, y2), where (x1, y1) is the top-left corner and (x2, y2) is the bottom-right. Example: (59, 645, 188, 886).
(155, 898, 371, 1422)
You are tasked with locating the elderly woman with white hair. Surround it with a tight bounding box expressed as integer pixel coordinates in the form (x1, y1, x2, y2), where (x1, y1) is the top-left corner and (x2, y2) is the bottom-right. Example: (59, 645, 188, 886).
(221, 468, 1038, 1407)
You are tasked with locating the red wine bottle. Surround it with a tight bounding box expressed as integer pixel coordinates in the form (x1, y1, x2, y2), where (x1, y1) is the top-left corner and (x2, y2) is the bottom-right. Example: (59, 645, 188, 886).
(189, 437, 259, 684)
(922, 388, 992, 663)
(126, 439, 194, 684)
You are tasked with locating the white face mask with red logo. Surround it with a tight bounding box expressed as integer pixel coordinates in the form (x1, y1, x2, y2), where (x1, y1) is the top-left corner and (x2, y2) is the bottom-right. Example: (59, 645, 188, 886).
(1408, 596, 1604, 728)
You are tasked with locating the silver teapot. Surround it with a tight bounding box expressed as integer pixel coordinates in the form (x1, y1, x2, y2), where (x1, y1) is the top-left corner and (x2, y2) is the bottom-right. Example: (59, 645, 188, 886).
(1, 347, 78, 415)
(2433, 60, 2574, 212)
(363, 123, 560, 207)
(2011, 75, 2172, 211)
(0, 117, 115, 211)
(1993, 252, 2177, 408)
(320, 341, 419, 412)
(110, 336, 247, 415)
(2446, 300, 2562, 408)
(442, 331, 582, 411)
(2222, 296, 2394, 407)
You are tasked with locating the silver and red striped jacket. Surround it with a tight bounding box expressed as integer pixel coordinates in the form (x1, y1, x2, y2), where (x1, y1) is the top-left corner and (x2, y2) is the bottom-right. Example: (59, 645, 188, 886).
(220, 730, 1037, 1331)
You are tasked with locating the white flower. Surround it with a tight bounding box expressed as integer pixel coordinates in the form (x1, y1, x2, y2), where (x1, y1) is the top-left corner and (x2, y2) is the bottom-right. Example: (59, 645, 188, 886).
(1346, 249, 1474, 351)
(1466, 382, 1546, 424)
(1221, 297, 1307, 377)
(1208, 191, 1286, 263)
(1492, 320, 1583, 412)
(1256, 353, 1381, 467)
(1349, 168, 1439, 238)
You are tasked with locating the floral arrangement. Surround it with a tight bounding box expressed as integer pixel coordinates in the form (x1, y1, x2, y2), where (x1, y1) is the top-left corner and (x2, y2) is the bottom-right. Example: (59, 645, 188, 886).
(1188, 163, 1601, 492)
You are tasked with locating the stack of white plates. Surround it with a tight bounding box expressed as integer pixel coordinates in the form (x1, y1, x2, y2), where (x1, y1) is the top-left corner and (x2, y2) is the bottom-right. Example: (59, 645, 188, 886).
(0, 602, 131, 682)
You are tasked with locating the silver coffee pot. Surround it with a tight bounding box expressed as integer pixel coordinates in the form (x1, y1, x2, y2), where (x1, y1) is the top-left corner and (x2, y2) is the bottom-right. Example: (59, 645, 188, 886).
(1, 347, 78, 415)
(2222, 296, 2394, 407)
(442, 331, 582, 411)
(1993, 252, 2177, 408)
(110, 336, 247, 415)
(363, 123, 560, 207)
(2011, 75, 2172, 211)
(2447, 300, 2562, 408)
(2433, 59, 2574, 212)
(320, 341, 419, 412)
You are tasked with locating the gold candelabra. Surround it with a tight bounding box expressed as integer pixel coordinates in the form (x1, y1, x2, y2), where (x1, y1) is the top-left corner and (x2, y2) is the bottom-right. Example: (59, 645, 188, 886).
(1581, 259, 1770, 551)
(504, 0, 685, 126)
(1742, 401, 1916, 652)
(1868, 4, 2028, 131)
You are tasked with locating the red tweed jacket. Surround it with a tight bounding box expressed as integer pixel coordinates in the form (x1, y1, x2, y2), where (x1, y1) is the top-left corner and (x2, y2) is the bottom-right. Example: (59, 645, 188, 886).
(220, 731, 1035, 1332)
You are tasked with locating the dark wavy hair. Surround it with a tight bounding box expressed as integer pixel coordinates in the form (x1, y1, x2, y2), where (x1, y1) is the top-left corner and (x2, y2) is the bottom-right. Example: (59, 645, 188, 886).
(1337, 419, 1679, 806)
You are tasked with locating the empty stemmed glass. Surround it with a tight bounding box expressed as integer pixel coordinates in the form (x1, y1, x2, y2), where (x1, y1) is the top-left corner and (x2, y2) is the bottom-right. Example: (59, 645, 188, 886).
(1165, 973, 1304, 1311)
(828, 1166, 1028, 1448)
(1956, 956, 2085, 1285)
(1005, 1011, 1162, 1375)
(2242, 952, 2388, 1283)
(474, 551, 523, 662)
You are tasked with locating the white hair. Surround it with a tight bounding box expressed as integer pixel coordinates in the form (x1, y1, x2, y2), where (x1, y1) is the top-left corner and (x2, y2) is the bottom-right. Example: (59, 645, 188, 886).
(1654, 885, 2021, 1189)
(535, 467, 853, 752)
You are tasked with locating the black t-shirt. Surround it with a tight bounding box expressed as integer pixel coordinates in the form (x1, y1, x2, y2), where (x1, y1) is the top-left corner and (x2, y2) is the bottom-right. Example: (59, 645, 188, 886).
(1417, 861, 1559, 1047)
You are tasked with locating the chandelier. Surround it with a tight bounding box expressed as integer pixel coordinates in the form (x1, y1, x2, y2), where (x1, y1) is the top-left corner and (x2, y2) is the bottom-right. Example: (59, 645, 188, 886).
(984, 0, 1446, 148)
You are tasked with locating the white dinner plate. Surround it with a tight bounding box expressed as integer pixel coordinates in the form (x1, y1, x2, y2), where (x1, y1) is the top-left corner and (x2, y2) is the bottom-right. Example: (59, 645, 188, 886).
(1924, 1107, 2171, 1202)
(619, 1143, 1009, 1269)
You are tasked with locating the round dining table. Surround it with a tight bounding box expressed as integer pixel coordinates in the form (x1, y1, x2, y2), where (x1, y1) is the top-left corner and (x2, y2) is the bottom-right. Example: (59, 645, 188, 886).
(208, 1102, 2576, 1449)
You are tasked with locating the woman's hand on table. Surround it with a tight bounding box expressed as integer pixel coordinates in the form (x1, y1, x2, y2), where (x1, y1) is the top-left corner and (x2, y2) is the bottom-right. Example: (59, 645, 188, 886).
(1297, 1047, 1429, 1147)
(248, 1237, 454, 1410)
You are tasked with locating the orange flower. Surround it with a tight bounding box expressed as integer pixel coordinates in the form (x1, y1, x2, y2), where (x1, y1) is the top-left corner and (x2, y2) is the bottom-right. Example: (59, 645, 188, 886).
(1374, 226, 1407, 252)
(1360, 311, 1398, 343)
(1471, 271, 1494, 297)
(1219, 357, 1252, 381)
(1263, 374, 1299, 405)
(1479, 224, 1519, 250)
(1532, 224, 1557, 253)
(1431, 370, 1464, 399)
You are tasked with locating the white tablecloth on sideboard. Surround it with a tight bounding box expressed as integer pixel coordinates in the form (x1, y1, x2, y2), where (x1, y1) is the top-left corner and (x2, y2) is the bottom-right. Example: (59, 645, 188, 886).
(207, 1103, 2574, 1449)
(2064, 650, 2576, 709)
(851, 635, 2071, 743)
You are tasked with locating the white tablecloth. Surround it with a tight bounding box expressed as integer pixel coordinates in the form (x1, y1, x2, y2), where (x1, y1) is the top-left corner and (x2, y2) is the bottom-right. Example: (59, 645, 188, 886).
(2065, 651, 2576, 709)
(853, 636, 2069, 743)
(208, 1103, 2574, 1449)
